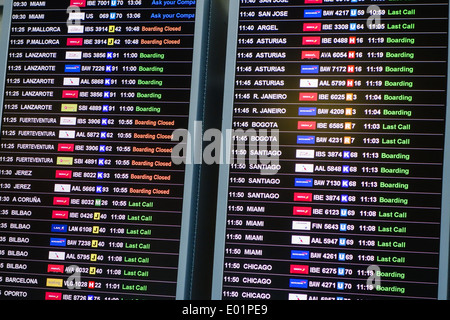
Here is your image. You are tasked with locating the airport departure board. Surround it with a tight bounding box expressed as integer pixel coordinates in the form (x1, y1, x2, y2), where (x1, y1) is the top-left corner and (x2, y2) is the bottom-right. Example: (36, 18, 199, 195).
(0, 0, 202, 300)
(213, 0, 450, 300)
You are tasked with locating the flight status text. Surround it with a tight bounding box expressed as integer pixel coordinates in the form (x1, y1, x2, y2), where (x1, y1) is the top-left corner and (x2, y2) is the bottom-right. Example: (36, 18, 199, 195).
(221, 0, 449, 300)
(0, 0, 197, 300)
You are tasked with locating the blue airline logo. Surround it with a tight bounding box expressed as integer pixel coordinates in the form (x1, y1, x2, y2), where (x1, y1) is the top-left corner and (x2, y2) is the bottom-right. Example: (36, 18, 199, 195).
(298, 107, 317, 116)
(291, 250, 310, 260)
(304, 9, 322, 18)
(295, 178, 313, 187)
(50, 238, 67, 247)
(297, 136, 316, 144)
(301, 65, 319, 74)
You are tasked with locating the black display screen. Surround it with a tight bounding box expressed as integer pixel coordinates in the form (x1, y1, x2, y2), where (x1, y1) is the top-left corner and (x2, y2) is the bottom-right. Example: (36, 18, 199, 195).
(218, 0, 449, 300)
(0, 0, 198, 300)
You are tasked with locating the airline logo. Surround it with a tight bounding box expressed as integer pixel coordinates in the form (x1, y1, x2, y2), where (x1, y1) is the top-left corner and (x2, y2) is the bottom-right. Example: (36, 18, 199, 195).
(298, 107, 317, 116)
(304, 9, 322, 18)
(291, 250, 310, 260)
(48, 251, 66, 260)
(46, 278, 63, 288)
(56, 170, 73, 179)
(47, 264, 64, 273)
(65, 51, 82, 60)
(299, 92, 317, 101)
(292, 221, 311, 231)
(297, 136, 315, 144)
(53, 197, 70, 206)
(63, 77, 80, 86)
(301, 51, 320, 59)
(58, 143, 75, 152)
(301, 65, 319, 74)
(70, 0, 86, 6)
(300, 79, 318, 88)
(298, 121, 316, 130)
(303, 23, 321, 31)
(51, 224, 68, 233)
(58, 144, 75, 152)
(288, 293, 308, 301)
(289, 279, 308, 289)
(57, 157, 74, 166)
(45, 292, 62, 300)
(290, 265, 309, 274)
(293, 206, 312, 216)
(62, 90, 79, 98)
(302, 37, 321, 45)
(295, 163, 314, 173)
(65, 65, 81, 73)
(292, 235, 311, 245)
(304, 0, 322, 3)
(296, 149, 315, 159)
(52, 210, 69, 219)
(61, 104, 78, 112)
(294, 192, 313, 202)
(348, 51, 356, 59)
(54, 184, 71, 193)
(295, 178, 313, 187)
(69, 12, 85, 21)
(50, 238, 67, 247)
(67, 38, 83, 46)
(349, 36, 356, 44)
(59, 130, 76, 139)
(60, 117, 77, 126)
(68, 25, 85, 34)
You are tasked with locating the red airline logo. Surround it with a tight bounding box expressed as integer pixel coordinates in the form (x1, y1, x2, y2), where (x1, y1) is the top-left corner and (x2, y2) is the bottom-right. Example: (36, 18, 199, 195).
(53, 197, 70, 206)
(304, 0, 322, 3)
(55, 170, 73, 179)
(58, 144, 75, 152)
(47, 265, 65, 273)
(294, 193, 313, 202)
(62, 90, 79, 98)
(303, 23, 321, 32)
(52, 210, 69, 219)
(45, 292, 62, 300)
(298, 121, 316, 130)
(301, 51, 320, 59)
(67, 38, 83, 46)
(302, 37, 321, 45)
(293, 207, 312, 216)
(290, 265, 309, 274)
(299, 92, 318, 101)
(70, 0, 86, 6)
